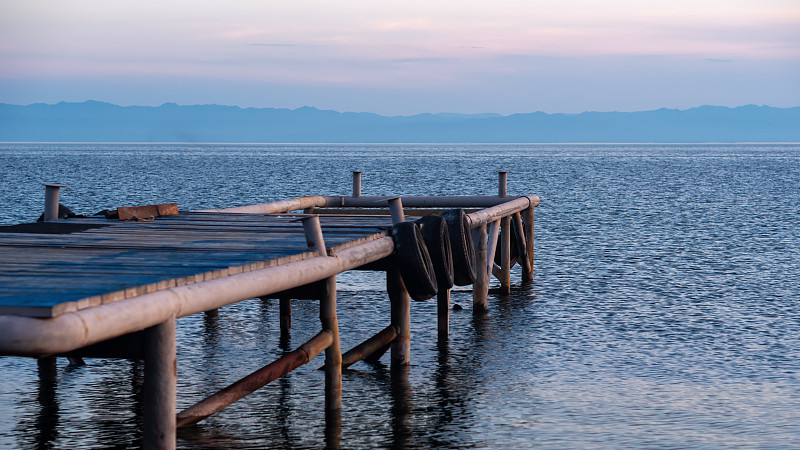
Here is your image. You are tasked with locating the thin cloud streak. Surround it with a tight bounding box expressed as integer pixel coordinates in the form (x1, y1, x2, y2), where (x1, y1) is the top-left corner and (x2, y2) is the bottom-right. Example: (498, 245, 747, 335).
(0, 0, 798, 113)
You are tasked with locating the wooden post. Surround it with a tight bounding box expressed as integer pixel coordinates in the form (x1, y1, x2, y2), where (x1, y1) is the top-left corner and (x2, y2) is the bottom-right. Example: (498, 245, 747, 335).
(498, 171, 508, 197)
(388, 258, 411, 366)
(514, 212, 532, 283)
(388, 202, 410, 365)
(486, 220, 500, 279)
(143, 316, 176, 450)
(523, 205, 535, 283)
(302, 215, 342, 425)
(352, 171, 362, 197)
(499, 215, 511, 293)
(321, 276, 341, 444)
(472, 223, 488, 312)
(388, 197, 405, 223)
(321, 277, 341, 413)
(437, 289, 450, 340)
(279, 298, 291, 335)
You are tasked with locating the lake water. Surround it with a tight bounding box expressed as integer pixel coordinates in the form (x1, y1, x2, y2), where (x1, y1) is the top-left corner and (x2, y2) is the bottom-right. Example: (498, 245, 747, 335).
(1, 143, 799, 448)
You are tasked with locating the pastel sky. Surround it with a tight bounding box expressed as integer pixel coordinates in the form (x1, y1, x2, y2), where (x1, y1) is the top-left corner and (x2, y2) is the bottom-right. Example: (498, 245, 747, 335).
(1, 0, 798, 115)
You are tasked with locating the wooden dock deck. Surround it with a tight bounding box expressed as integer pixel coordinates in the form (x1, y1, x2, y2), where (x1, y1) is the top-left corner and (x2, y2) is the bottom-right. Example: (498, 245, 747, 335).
(0, 174, 539, 449)
(0, 212, 392, 318)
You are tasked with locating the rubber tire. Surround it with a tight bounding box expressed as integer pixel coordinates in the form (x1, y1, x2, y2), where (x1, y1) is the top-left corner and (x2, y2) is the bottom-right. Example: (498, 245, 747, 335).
(494, 220, 521, 267)
(415, 215, 455, 290)
(442, 209, 477, 286)
(391, 221, 438, 301)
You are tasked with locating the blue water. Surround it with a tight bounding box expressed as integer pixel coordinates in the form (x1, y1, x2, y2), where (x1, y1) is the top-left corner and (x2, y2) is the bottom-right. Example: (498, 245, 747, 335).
(1, 143, 799, 448)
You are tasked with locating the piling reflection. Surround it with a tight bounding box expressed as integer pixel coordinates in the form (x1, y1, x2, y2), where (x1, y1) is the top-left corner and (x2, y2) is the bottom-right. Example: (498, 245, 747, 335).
(277, 335, 293, 448)
(324, 405, 341, 450)
(389, 365, 413, 449)
(35, 357, 59, 449)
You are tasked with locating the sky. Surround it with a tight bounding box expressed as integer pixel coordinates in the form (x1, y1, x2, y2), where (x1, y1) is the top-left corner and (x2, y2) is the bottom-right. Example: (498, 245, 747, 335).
(1, 0, 798, 115)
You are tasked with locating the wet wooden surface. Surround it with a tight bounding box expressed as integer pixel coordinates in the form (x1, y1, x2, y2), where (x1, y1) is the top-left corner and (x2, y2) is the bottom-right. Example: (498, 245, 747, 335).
(0, 212, 395, 318)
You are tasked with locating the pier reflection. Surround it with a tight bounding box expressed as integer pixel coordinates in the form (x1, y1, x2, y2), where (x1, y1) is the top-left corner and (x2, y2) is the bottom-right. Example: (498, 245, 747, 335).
(35, 357, 59, 449)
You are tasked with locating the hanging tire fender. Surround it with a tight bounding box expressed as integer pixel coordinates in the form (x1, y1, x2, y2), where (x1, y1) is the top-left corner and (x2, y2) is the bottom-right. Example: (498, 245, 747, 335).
(415, 215, 455, 290)
(391, 221, 438, 301)
(442, 209, 477, 286)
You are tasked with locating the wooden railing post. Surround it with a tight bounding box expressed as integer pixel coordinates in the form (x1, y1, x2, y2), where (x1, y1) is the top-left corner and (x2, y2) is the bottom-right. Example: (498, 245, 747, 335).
(352, 171, 362, 197)
(472, 223, 489, 312)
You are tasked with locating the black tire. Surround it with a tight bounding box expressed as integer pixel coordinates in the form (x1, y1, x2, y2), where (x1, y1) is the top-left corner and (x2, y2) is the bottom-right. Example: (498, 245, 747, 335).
(391, 221, 438, 301)
(494, 221, 521, 267)
(442, 209, 477, 286)
(415, 215, 454, 290)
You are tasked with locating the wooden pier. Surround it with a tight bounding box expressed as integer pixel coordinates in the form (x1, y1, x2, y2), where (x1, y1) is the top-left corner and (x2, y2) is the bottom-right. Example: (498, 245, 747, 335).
(0, 173, 539, 449)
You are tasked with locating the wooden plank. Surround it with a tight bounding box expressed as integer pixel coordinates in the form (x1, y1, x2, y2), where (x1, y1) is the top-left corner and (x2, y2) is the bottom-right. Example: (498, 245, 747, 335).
(117, 203, 179, 221)
(0, 211, 394, 317)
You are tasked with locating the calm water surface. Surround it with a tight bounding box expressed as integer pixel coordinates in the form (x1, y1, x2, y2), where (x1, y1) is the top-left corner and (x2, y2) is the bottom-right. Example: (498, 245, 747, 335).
(1, 143, 799, 448)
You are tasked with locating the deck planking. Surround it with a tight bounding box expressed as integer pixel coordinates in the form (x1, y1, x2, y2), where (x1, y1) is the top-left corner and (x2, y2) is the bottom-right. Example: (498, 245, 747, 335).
(0, 212, 398, 318)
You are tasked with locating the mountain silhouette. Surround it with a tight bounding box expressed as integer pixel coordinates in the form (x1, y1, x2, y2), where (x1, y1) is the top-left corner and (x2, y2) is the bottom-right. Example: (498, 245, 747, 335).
(1, 101, 797, 143)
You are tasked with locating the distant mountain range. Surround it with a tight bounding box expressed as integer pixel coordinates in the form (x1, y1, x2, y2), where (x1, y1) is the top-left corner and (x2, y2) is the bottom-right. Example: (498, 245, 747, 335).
(1, 101, 798, 143)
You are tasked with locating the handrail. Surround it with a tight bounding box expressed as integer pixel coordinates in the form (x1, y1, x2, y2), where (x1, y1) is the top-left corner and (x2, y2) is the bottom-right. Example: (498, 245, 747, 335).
(195, 195, 540, 214)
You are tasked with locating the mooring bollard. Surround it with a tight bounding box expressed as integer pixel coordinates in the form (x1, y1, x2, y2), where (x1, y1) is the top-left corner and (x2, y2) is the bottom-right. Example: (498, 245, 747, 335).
(43, 184, 69, 221)
(352, 171, 362, 197)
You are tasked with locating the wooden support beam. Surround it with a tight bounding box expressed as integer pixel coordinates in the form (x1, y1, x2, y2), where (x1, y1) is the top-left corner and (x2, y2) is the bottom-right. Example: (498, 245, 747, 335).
(523, 206, 535, 283)
(499, 216, 511, 293)
(321, 276, 341, 415)
(143, 317, 176, 450)
(513, 212, 532, 283)
(340, 325, 398, 368)
(388, 201, 411, 366)
(388, 258, 411, 366)
(486, 220, 500, 280)
(175, 330, 332, 428)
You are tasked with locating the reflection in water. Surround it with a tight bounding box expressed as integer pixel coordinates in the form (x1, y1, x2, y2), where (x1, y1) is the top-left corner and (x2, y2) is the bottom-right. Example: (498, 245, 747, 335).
(389, 365, 412, 450)
(35, 358, 59, 450)
(324, 404, 342, 450)
(3, 144, 800, 448)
